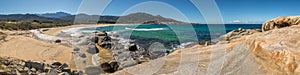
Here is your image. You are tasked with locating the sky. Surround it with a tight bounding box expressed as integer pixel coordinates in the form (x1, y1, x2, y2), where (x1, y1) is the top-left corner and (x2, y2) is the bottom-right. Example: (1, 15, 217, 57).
(1, 0, 300, 24)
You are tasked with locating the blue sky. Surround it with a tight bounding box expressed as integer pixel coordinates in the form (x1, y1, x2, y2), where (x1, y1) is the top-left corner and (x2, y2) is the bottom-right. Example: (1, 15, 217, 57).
(0, 0, 300, 24)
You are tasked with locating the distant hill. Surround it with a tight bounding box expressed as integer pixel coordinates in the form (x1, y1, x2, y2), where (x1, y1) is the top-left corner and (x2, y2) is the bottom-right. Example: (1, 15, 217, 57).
(37, 12, 72, 18)
(117, 12, 187, 24)
(55, 12, 186, 24)
(60, 14, 119, 22)
(0, 14, 62, 22)
(0, 12, 188, 24)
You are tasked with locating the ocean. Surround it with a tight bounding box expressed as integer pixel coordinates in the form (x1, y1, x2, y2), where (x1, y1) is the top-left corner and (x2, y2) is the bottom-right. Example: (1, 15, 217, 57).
(80, 24, 262, 49)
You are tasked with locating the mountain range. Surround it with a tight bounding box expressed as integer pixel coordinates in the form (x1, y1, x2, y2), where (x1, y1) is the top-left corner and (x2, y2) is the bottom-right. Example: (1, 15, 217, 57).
(0, 12, 187, 24)
(37, 12, 71, 18)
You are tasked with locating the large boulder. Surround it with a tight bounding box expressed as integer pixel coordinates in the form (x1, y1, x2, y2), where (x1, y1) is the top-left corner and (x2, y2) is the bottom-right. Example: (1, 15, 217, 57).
(262, 16, 300, 31)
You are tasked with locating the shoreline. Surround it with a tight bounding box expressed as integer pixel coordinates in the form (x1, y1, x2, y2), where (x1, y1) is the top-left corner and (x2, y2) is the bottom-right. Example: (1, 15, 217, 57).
(0, 23, 264, 74)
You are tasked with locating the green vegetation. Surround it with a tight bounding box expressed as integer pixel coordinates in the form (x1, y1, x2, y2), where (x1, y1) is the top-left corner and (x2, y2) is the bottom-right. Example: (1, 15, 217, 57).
(97, 20, 116, 24)
(0, 20, 73, 30)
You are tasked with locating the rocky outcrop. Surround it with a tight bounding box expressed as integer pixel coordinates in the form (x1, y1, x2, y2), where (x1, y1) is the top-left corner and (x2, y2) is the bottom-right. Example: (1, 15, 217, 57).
(219, 28, 261, 41)
(262, 16, 300, 31)
(0, 57, 82, 75)
(93, 31, 170, 73)
(112, 24, 300, 74)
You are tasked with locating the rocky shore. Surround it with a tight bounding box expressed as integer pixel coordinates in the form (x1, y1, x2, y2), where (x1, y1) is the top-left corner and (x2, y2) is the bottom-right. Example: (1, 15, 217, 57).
(111, 16, 300, 75)
(0, 57, 82, 75)
(69, 30, 166, 73)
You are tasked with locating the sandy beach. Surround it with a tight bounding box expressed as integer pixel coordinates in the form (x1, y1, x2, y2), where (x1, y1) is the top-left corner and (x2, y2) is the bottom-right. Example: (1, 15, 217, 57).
(0, 24, 112, 69)
(41, 24, 110, 36)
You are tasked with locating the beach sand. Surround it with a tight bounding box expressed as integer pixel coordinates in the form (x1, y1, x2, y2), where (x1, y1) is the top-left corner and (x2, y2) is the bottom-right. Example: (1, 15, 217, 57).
(42, 24, 109, 36)
(0, 35, 74, 65)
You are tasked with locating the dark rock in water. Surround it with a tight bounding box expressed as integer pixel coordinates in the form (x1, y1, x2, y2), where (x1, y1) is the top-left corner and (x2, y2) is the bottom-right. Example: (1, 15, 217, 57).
(128, 45, 138, 52)
(100, 62, 115, 73)
(50, 61, 62, 68)
(130, 36, 179, 50)
(85, 66, 104, 75)
(86, 45, 99, 54)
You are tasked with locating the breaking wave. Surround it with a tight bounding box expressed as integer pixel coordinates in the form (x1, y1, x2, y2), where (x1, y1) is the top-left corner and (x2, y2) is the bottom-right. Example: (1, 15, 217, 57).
(125, 27, 166, 31)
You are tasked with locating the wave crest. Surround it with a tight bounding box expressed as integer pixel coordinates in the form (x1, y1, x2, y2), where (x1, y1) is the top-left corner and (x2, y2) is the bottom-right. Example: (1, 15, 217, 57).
(125, 27, 166, 31)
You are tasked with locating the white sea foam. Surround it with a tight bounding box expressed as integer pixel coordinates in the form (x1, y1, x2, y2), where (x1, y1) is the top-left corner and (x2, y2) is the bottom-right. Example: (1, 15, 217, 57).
(125, 27, 166, 31)
(178, 42, 196, 48)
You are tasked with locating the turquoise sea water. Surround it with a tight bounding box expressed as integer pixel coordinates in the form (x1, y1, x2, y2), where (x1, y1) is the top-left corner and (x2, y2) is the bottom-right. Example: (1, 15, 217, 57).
(80, 24, 261, 48)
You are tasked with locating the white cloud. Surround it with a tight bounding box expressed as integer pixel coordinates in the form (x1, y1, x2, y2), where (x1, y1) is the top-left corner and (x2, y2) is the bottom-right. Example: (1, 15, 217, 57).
(232, 20, 241, 23)
(227, 20, 263, 24)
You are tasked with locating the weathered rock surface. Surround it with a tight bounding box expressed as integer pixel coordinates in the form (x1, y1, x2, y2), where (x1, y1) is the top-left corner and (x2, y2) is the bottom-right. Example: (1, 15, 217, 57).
(219, 28, 261, 42)
(262, 16, 300, 31)
(112, 25, 300, 74)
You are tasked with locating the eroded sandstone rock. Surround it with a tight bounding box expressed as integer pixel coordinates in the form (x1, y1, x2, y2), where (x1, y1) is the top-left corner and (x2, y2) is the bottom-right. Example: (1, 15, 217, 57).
(262, 16, 300, 31)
